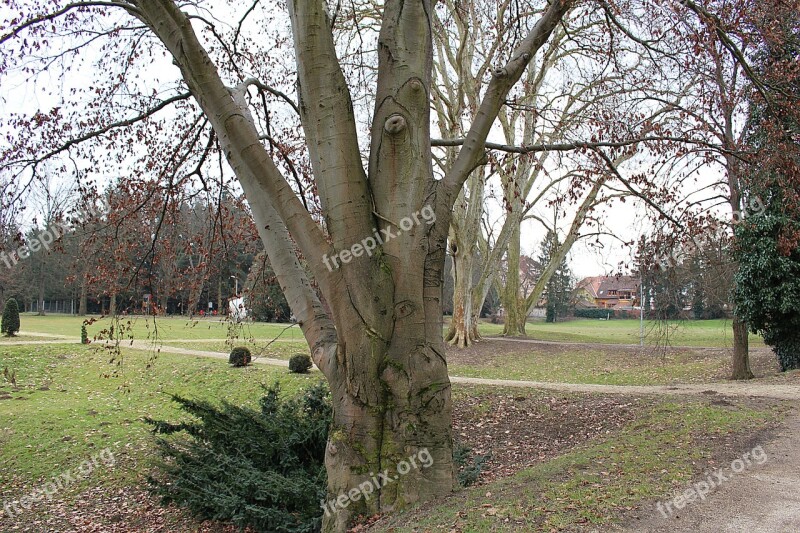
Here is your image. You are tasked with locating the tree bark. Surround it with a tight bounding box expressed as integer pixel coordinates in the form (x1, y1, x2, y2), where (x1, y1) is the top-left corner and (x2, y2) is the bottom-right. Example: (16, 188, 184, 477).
(731, 314, 754, 379)
(446, 244, 479, 347)
(446, 171, 484, 347)
(502, 225, 527, 336)
(78, 281, 87, 316)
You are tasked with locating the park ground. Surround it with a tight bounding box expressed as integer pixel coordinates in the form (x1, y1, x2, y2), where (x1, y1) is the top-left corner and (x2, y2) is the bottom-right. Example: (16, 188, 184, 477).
(0, 314, 798, 532)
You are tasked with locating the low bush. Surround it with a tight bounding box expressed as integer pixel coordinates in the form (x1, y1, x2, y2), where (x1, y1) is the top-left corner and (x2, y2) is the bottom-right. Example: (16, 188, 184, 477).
(1, 298, 20, 337)
(453, 441, 491, 487)
(147, 386, 495, 530)
(289, 353, 313, 374)
(229, 346, 252, 367)
(147, 382, 331, 533)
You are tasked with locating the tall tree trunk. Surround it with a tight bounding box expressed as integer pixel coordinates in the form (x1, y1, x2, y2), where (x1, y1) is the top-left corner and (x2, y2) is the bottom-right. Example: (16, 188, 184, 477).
(37, 278, 46, 316)
(446, 246, 479, 346)
(502, 225, 527, 336)
(78, 281, 87, 316)
(131, 1, 568, 530)
(445, 169, 484, 347)
(731, 314, 753, 379)
(109, 291, 117, 316)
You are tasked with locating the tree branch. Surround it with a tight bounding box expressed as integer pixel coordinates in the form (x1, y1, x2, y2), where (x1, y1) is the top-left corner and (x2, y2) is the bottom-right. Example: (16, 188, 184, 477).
(441, 0, 573, 201)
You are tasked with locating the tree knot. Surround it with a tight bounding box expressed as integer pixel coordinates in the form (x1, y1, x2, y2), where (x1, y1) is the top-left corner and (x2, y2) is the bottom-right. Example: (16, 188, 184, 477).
(384, 114, 407, 135)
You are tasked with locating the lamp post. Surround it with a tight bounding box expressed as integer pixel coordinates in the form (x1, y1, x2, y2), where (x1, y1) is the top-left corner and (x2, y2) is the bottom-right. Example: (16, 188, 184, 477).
(230, 275, 239, 296)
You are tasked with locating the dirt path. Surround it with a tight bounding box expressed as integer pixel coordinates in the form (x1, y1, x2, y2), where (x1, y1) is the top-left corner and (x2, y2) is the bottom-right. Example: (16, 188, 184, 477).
(450, 376, 800, 400)
(7, 332, 800, 401)
(612, 414, 800, 533)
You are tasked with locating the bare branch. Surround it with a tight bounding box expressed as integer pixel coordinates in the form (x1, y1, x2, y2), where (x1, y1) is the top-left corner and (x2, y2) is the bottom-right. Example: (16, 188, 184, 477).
(0, 1, 140, 45)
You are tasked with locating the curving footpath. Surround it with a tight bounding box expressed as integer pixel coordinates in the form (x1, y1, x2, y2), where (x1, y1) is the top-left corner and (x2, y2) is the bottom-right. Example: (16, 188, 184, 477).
(5, 331, 800, 401)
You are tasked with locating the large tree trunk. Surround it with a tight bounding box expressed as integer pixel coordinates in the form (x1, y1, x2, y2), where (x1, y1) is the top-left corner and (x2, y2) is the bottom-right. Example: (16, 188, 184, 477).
(133, 1, 568, 530)
(109, 291, 117, 316)
(731, 314, 753, 379)
(323, 326, 454, 531)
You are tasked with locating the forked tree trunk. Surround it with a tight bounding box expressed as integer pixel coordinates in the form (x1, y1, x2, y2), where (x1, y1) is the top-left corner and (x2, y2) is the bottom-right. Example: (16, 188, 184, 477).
(132, 1, 569, 530)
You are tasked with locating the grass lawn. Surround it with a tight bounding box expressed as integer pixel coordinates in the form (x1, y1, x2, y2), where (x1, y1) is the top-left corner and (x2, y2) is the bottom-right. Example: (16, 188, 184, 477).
(158, 339, 306, 360)
(17, 314, 762, 349)
(11, 315, 775, 387)
(447, 347, 734, 386)
(14, 313, 305, 343)
(470, 317, 764, 347)
(0, 338, 790, 532)
(0, 343, 321, 497)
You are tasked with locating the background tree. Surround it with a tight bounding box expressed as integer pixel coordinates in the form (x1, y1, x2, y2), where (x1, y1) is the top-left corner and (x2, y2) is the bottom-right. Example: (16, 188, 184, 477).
(245, 251, 291, 323)
(734, 11, 800, 372)
(538, 230, 573, 323)
(734, 208, 800, 371)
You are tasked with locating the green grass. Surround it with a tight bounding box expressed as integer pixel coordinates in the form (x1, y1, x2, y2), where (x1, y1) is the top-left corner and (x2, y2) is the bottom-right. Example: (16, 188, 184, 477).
(449, 348, 735, 386)
(471, 318, 763, 347)
(14, 316, 770, 386)
(376, 398, 785, 532)
(16, 314, 304, 343)
(0, 342, 322, 497)
(20, 314, 761, 349)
